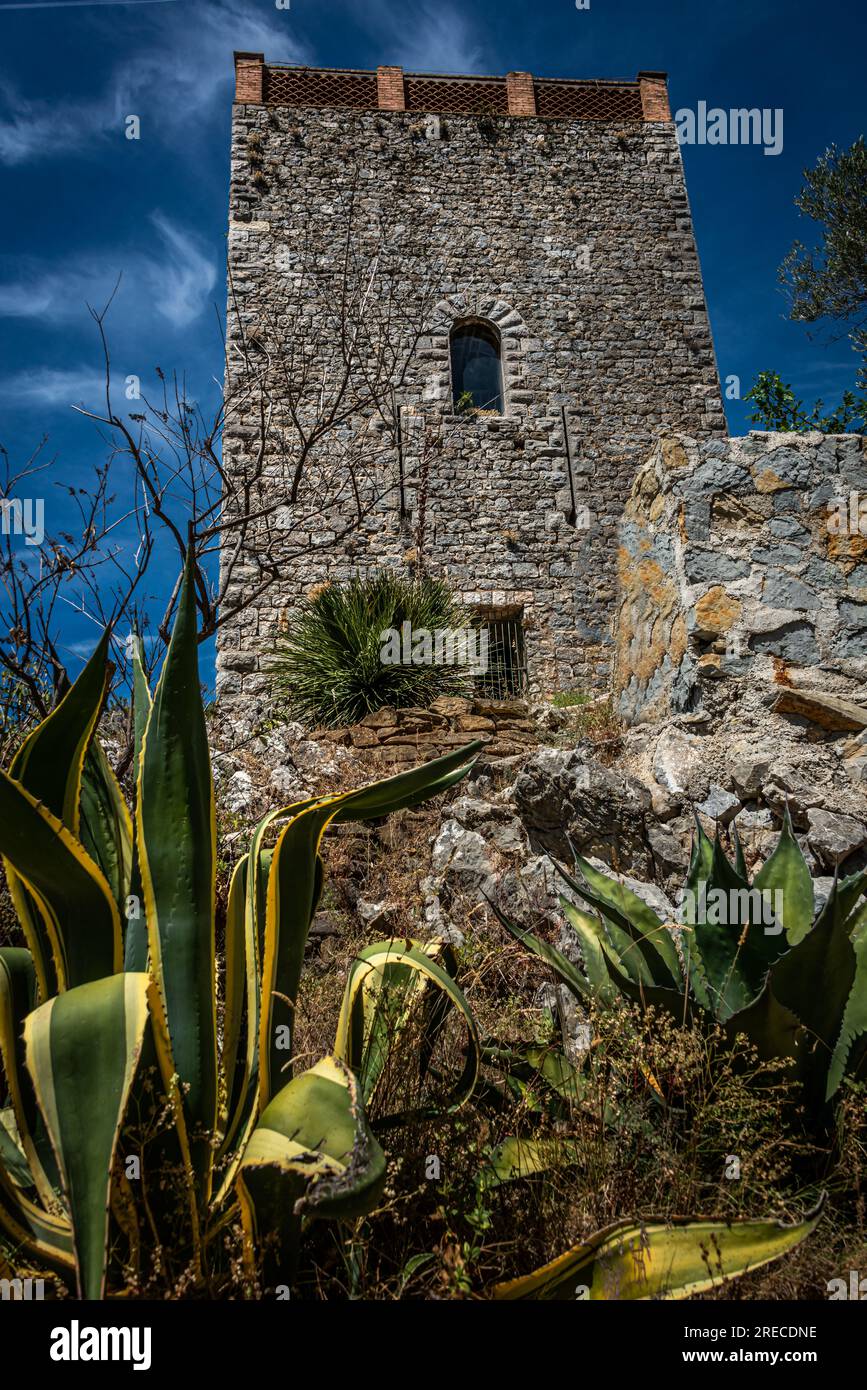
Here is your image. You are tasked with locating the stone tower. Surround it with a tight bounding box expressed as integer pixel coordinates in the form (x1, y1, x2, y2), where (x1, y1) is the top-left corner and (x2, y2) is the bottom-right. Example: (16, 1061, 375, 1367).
(218, 55, 725, 714)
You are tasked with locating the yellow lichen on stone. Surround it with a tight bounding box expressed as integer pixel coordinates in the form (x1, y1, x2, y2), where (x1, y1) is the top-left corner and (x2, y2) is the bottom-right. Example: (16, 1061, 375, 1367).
(669, 612, 688, 664)
(661, 438, 689, 473)
(752, 466, 788, 494)
(697, 652, 724, 678)
(827, 530, 867, 564)
(694, 586, 742, 638)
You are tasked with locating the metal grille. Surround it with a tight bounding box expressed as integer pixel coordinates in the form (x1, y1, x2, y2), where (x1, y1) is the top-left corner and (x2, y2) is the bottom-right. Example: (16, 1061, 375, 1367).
(265, 67, 379, 109)
(535, 81, 643, 121)
(473, 615, 527, 700)
(404, 77, 509, 116)
(261, 66, 643, 122)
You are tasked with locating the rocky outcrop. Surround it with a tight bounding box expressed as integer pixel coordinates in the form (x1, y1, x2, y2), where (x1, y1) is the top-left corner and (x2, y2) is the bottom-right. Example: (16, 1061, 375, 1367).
(417, 685, 867, 952)
(511, 746, 653, 874)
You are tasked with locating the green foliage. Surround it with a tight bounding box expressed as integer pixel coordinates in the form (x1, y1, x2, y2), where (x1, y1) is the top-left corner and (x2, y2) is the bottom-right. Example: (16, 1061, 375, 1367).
(780, 137, 867, 339)
(547, 692, 622, 749)
(746, 139, 867, 436)
(745, 369, 865, 434)
(551, 690, 591, 709)
(0, 552, 485, 1298)
(455, 390, 477, 415)
(492, 1205, 824, 1300)
(494, 812, 867, 1119)
(270, 572, 474, 728)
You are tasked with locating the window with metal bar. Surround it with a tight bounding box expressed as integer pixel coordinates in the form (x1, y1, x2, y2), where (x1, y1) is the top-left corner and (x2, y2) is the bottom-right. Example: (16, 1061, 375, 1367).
(472, 613, 527, 699)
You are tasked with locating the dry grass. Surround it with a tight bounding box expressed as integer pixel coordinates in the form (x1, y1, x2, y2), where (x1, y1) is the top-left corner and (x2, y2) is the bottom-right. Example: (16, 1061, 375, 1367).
(545, 696, 624, 764)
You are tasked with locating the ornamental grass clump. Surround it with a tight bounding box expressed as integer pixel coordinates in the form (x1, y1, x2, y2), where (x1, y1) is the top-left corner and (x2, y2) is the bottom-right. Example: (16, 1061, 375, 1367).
(270, 572, 475, 728)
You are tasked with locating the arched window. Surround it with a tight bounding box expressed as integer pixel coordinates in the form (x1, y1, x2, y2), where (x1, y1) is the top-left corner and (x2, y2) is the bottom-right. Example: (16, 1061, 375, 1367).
(450, 321, 503, 413)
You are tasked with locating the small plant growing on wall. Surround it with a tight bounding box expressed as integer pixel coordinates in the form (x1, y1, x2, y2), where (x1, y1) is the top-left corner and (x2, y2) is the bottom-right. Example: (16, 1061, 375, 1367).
(246, 130, 269, 191)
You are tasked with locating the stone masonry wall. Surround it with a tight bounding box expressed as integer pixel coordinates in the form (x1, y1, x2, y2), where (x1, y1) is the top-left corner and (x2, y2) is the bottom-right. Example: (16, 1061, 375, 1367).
(218, 68, 725, 718)
(316, 695, 538, 769)
(614, 431, 867, 724)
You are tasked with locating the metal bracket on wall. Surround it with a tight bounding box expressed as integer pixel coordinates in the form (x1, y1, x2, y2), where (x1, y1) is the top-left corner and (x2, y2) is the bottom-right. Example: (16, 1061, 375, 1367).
(561, 404, 579, 526)
(394, 393, 409, 524)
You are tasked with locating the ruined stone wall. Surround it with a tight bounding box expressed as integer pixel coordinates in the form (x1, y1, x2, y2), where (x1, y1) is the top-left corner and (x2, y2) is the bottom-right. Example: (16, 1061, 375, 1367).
(615, 431, 867, 724)
(218, 71, 724, 718)
(316, 695, 538, 769)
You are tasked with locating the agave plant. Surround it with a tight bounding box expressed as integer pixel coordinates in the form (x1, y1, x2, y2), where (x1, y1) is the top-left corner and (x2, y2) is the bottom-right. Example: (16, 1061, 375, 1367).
(0, 552, 484, 1299)
(492, 812, 867, 1116)
(491, 1203, 824, 1300)
(0, 563, 826, 1301)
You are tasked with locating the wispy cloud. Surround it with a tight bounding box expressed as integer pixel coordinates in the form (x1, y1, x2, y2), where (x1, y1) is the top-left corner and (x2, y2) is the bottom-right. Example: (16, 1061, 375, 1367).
(0, 211, 217, 327)
(364, 0, 488, 74)
(0, 0, 179, 9)
(0, 366, 111, 407)
(784, 358, 863, 390)
(144, 214, 217, 326)
(0, 0, 307, 165)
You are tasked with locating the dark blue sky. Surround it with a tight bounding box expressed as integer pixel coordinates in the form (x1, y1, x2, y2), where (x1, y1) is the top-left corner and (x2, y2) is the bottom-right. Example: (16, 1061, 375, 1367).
(0, 0, 865, 668)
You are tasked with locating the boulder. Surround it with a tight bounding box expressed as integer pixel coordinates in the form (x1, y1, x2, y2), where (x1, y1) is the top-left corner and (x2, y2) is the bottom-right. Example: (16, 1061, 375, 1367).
(772, 689, 867, 733)
(806, 808, 867, 867)
(430, 696, 472, 716)
(761, 767, 825, 825)
(309, 910, 341, 939)
(652, 726, 708, 797)
(359, 707, 398, 728)
(429, 820, 496, 891)
(646, 821, 689, 877)
(224, 770, 254, 814)
(696, 783, 741, 824)
(350, 729, 381, 749)
(692, 586, 743, 640)
(650, 784, 682, 822)
(733, 805, 775, 832)
(729, 743, 776, 798)
(454, 715, 496, 733)
(356, 898, 398, 932)
(495, 854, 563, 930)
(844, 749, 867, 787)
(813, 877, 835, 916)
(512, 747, 652, 875)
(270, 764, 307, 801)
(449, 796, 529, 856)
